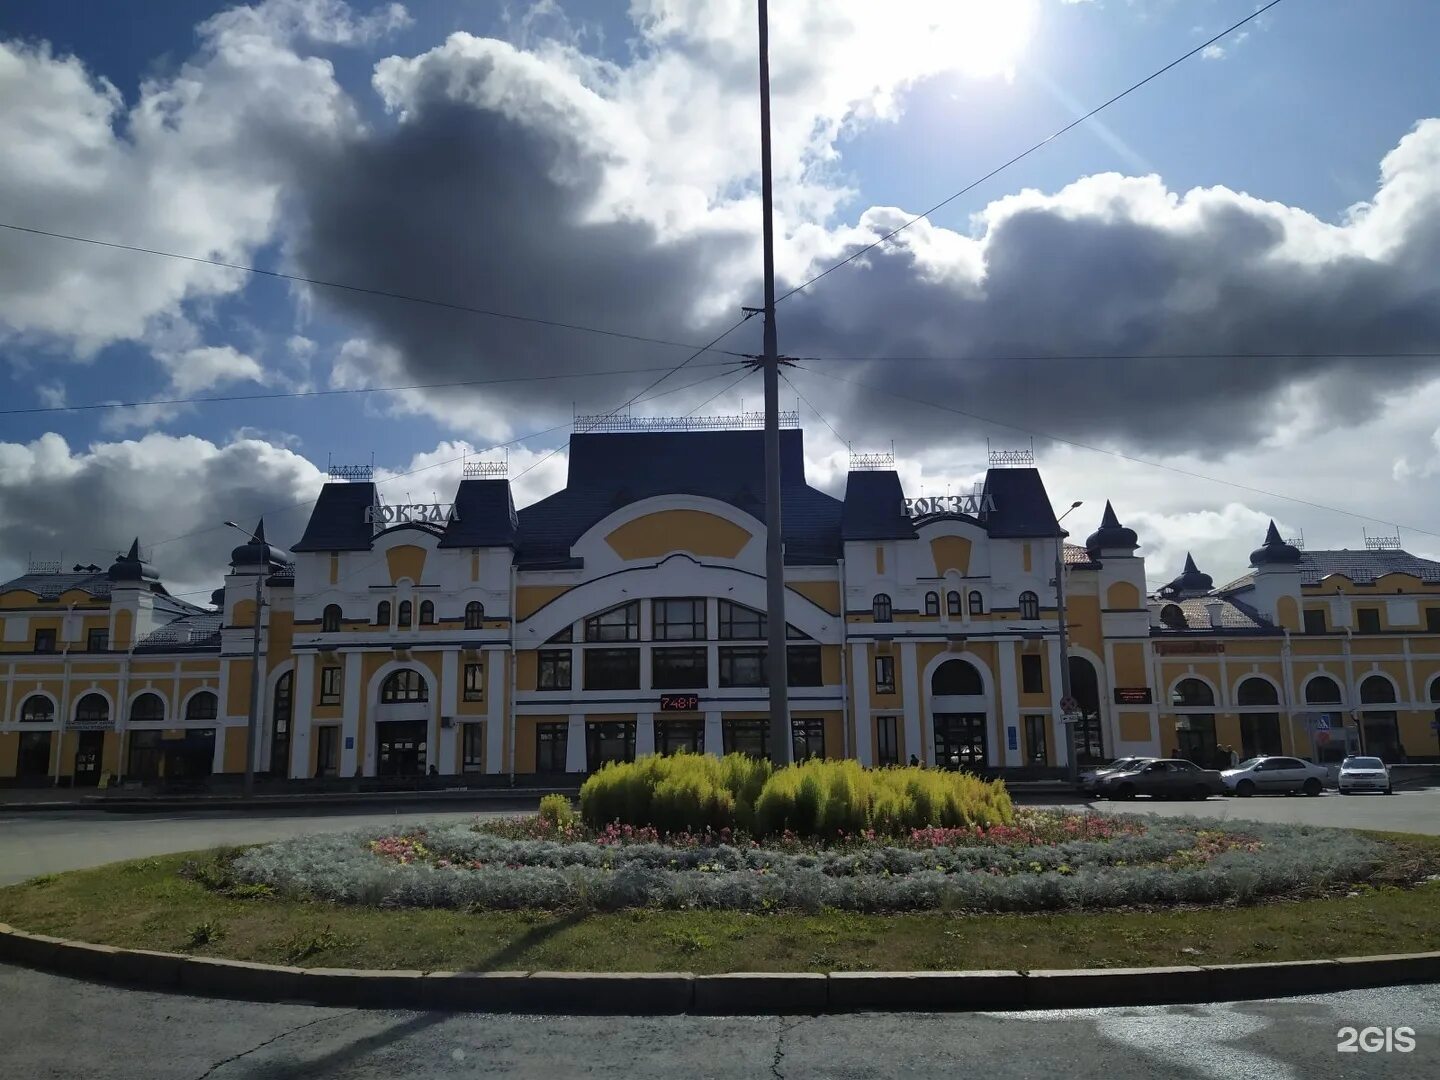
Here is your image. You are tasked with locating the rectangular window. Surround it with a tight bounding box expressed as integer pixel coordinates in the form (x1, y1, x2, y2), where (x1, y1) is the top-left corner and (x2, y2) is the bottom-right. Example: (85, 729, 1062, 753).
(718, 646, 767, 687)
(462, 723, 485, 772)
(537, 649, 572, 691)
(787, 645, 823, 687)
(319, 666, 342, 704)
(584, 648, 640, 690)
(463, 662, 484, 702)
(86, 628, 108, 652)
(874, 655, 896, 694)
(1357, 608, 1382, 634)
(792, 718, 825, 761)
(653, 598, 705, 641)
(585, 601, 639, 642)
(652, 647, 707, 689)
(1023, 714, 1048, 765)
(723, 718, 770, 759)
(1427, 608, 1440, 633)
(585, 720, 636, 771)
(33, 628, 56, 654)
(1020, 654, 1044, 694)
(1303, 608, 1327, 634)
(876, 715, 899, 766)
(656, 718, 704, 755)
(535, 721, 568, 772)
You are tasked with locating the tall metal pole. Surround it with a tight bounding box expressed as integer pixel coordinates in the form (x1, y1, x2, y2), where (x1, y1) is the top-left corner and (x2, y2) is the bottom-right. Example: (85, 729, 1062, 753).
(1056, 535, 1077, 785)
(244, 572, 262, 797)
(757, 0, 791, 764)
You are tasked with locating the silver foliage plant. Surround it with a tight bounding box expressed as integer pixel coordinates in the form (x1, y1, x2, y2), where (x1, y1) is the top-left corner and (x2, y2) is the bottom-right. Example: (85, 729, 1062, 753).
(230, 817, 1386, 914)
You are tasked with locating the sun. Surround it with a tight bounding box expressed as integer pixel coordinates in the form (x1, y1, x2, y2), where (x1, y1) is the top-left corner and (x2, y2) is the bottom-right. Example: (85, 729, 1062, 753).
(922, 0, 1039, 81)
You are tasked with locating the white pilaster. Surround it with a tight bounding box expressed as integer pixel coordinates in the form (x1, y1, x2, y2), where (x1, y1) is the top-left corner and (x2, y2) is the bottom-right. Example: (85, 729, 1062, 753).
(291, 654, 315, 779)
(1048, 639, 1068, 766)
(486, 646, 505, 774)
(900, 642, 922, 764)
(851, 641, 872, 765)
(997, 640, 1021, 767)
(565, 713, 586, 772)
(438, 649, 459, 774)
(636, 712, 655, 756)
(341, 651, 361, 777)
(704, 709, 724, 756)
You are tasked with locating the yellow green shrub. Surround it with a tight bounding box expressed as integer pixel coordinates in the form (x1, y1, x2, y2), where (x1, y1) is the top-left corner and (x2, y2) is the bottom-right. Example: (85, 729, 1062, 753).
(538, 793, 575, 828)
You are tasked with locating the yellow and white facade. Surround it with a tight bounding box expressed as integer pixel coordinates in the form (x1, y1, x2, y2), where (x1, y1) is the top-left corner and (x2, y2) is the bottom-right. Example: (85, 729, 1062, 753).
(3, 423, 1439, 787)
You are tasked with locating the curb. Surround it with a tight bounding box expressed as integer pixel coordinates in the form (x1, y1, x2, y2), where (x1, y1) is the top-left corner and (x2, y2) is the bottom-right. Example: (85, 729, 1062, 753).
(1, 923, 1436, 1014)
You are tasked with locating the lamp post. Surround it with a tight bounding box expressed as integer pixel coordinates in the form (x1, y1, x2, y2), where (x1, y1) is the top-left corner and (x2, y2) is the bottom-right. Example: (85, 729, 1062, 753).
(1054, 501, 1083, 786)
(224, 521, 265, 798)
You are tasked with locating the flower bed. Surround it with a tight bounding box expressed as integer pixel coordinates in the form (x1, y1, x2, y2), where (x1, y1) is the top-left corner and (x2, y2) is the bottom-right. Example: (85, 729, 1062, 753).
(229, 811, 1387, 915)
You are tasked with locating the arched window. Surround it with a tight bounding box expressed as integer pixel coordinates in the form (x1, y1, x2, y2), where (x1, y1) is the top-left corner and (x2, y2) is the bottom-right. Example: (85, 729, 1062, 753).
(1171, 678, 1215, 707)
(1069, 656, 1107, 766)
(397, 601, 412, 628)
(419, 600, 435, 625)
(381, 668, 429, 703)
(946, 590, 961, 616)
(1018, 591, 1039, 620)
(465, 601, 484, 629)
(1160, 603, 1187, 629)
(924, 592, 939, 617)
(1236, 678, 1278, 706)
(1430, 677, 1440, 704)
(376, 601, 391, 627)
(968, 590, 984, 616)
(20, 695, 54, 723)
(872, 594, 892, 622)
(271, 672, 292, 776)
(1360, 675, 1396, 704)
(1304, 675, 1342, 704)
(932, 658, 984, 696)
(186, 691, 218, 721)
(128, 692, 163, 722)
(322, 604, 342, 632)
(76, 693, 111, 725)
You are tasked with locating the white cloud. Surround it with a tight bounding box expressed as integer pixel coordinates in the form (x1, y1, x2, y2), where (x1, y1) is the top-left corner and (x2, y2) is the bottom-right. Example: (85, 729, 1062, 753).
(160, 345, 266, 396)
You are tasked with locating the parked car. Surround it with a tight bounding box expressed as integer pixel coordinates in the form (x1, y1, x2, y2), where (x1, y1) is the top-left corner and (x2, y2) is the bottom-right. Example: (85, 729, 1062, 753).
(1221, 755, 1329, 797)
(1077, 757, 1151, 793)
(1337, 756, 1393, 795)
(1094, 758, 1226, 800)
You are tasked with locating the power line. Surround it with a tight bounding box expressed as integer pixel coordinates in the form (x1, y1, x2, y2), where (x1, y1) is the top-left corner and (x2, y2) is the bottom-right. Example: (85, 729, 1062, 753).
(774, 0, 1286, 306)
(799, 350, 1440, 365)
(778, 367, 846, 447)
(791, 362, 1437, 541)
(0, 221, 752, 361)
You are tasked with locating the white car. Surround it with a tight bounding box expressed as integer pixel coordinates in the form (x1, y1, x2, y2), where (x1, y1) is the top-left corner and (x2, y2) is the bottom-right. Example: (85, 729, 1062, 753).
(1337, 756, 1393, 795)
(1221, 755, 1329, 797)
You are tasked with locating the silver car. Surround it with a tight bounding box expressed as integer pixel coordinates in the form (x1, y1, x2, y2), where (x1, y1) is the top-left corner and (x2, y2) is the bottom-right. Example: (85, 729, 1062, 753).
(1078, 757, 1151, 793)
(1337, 756, 1393, 795)
(1222, 755, 1328, 797)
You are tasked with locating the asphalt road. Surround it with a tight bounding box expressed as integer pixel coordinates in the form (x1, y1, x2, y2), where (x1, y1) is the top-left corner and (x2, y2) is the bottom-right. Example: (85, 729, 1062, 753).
(2, 963, 1436, 1079)
(1056, 786, 1440, 835)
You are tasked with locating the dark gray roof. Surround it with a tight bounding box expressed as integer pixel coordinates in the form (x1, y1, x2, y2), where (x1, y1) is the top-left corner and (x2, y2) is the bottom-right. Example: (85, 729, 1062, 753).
(440, 479, 518, 548)
(980, 469, 1062, 539)
(841, 471, 916, 541)
(292, 482, 377, 552)
(515, 429, 842, 567)
(1149, 595, 1274, 633)
(0, 569, 113, 600)
(1218, 548, 1440, 592)
(133, 612, 222, 654)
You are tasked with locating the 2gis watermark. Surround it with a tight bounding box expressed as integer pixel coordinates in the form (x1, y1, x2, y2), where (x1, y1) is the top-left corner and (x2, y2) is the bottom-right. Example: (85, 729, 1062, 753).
(1336, 1027, 1417, 1054)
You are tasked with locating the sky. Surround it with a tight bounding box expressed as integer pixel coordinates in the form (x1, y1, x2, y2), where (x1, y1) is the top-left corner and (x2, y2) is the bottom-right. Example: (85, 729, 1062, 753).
(2, 0, 1440, 601)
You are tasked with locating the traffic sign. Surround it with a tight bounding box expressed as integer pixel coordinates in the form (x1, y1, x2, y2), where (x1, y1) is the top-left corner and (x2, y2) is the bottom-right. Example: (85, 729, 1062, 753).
(1316, 730, 1331, 745)
(1310, 714, 1331, 732)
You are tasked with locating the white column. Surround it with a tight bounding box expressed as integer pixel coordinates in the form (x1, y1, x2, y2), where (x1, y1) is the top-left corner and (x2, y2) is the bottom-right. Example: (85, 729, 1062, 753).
(341, 651, 361, 777)
(291, 654, 315, 780)
(438, 649, 459, 774)
(900, 642, 922, 764)
(850, 641, 872, 765)
(486, 646, 505, 774)
(636, 712, 655, 756)
(704, 709, 724, 756)
(997, 640, 1021, 767)
(565, 713, 586, 772)
(1048, 638, 1068, 767)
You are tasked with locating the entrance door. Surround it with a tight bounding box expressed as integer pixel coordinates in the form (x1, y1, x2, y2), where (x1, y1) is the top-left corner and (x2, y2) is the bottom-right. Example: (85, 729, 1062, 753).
(315, 726, 339, 778)
(73, 731, 105, 786)
(933, 714, 987, 771)
(16, 731, 52, 779)
(1177, 715, 1219, 767)
(377, 720, 427, 776)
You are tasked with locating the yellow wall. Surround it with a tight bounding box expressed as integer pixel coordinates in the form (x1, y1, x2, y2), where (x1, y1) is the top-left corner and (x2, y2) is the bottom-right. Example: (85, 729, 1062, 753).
(1105, 582, 1142, 609)
(1118, 712, 1152, 742)
(232, 600, 257, 628)
(227, 660, 254, 715)
(929, 536, 971, 576)
(1111, 642, 1149, 690)
(0, 732, 16, 777)
(788, 580, 841, 615)
(605, 510, 751, 560)
(385, 544, 428, 584)
(1276, 596, 1300, 632)
(516, 585, 570, 620)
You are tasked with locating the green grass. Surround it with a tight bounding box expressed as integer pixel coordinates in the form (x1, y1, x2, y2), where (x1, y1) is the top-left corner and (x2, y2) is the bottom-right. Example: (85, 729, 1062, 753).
(2, 833, 1438, 973)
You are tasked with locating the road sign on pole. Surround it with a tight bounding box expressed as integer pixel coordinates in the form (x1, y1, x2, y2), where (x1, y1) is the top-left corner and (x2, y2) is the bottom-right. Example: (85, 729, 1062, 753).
(1059, 696, 1080, 715)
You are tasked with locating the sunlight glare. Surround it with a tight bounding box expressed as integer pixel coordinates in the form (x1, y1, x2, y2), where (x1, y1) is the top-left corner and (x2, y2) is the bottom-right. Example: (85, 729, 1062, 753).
(922, 0, 1038, 81)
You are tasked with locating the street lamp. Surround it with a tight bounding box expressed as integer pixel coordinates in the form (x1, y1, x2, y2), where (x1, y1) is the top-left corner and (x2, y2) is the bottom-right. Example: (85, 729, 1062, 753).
(1054, 501, 1083, 786)
(224, 521, 265, 798)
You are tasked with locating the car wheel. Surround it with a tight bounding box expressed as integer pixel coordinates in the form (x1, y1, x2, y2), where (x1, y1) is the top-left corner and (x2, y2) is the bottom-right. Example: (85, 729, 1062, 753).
(1117, 783, 1137, 800)
(1236, 779, 1256, 798)
(1303, 777, 1322, 797)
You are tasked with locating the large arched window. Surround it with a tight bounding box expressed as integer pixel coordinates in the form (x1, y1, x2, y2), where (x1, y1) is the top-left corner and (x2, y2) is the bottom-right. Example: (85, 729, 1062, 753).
(271, 672, 292, 776)
(968, 590, 984, 616)
(1236, 678, 1278, 706)
(1018, 591, 1039, 620)
(924, 592, 939, 617)
(186, 691, 218, 721)
(397, 600, 413, 628)
(872, 594, 893, 622)
(1360, 675, 1396, 704)
(1069, 656, 1107, 766)
(128, 692, 163, 722)
(376, 601, 391, 627)
(946, 590, 961, 616)
(1171, 678, 1215, 707)
(20, 695, 54, 723)
(932, 658, 983, 696)
(1236, 678, 1282, 757)
(76, 693, 110, 725)
(381, 668, 429, 703)
(1304, 675, 1342, 704)
(465, 601, 485, 629)
(1358, 675, 1400, 762)
(322, 604, 342, 632)
(419, 600, 435, 625)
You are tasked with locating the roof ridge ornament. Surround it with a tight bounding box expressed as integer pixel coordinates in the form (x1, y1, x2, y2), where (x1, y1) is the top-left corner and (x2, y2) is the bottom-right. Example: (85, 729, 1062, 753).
(986, 437, 1034, 467)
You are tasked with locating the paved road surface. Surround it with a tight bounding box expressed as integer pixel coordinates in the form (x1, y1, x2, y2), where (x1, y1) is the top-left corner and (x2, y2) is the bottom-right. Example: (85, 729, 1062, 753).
(1, 963, 1436, 1079)
(1057, 786, 1440, 835)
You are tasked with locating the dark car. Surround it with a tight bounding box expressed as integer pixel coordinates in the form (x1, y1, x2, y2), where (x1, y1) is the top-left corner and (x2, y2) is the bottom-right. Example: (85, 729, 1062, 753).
(1095, 758, 1226, 800)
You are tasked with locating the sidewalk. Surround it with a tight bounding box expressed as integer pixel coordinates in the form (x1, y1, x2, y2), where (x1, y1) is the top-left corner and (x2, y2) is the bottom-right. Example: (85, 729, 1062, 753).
(0, 783, 580, 814)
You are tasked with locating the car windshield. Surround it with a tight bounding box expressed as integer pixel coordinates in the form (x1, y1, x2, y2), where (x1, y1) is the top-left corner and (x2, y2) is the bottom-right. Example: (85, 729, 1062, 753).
(1235, 757, 1263, 770)
(1344, 757, 1385, 769)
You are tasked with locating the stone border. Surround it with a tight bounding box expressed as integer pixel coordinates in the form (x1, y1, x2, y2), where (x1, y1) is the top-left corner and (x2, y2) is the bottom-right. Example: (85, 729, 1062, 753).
(1, 923, 1435, 1013)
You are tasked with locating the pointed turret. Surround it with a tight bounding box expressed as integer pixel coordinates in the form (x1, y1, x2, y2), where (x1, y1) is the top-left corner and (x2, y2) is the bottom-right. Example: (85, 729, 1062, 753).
(1160, 552, 1214, 599)
(1085, 500, 1139, 556)
(229, 517, 288, 571)
(1249, 520, 1302, 567)
(107, 538, 157, 583)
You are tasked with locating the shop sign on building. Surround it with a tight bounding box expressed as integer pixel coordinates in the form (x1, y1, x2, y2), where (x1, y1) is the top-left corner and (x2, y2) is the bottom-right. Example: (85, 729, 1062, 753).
(365, 503, 460, 527)
(902, 494, 996, 518)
